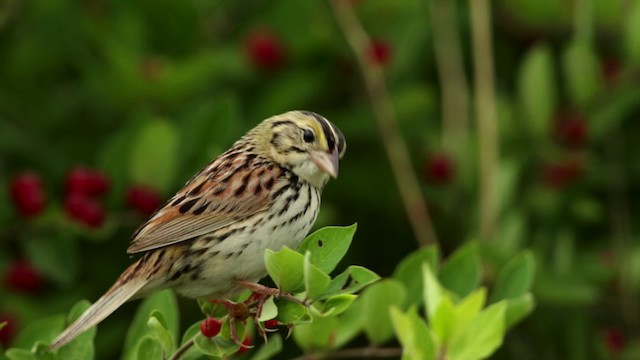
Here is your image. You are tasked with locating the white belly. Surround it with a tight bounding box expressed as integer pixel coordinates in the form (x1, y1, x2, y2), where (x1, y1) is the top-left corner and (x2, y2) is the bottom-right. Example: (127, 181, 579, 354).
(172, 184, 320, 299)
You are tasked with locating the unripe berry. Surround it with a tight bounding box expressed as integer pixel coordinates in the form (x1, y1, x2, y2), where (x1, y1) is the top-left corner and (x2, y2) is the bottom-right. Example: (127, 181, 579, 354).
(4, 259, 42, 294)
(200, 318, 222, 338)
(126, 185, 161, 217)
(368, 39, 392, 66)
(64, 193, 105, 228)
(245, 29, 286, 71)
(424, 153, 455, 185)
(9, 173, 46, 217)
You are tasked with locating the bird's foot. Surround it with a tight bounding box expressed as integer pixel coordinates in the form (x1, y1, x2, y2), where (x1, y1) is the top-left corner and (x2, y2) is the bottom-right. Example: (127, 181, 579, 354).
(237, 280, 310, 343)
(237, 280, 308, 306)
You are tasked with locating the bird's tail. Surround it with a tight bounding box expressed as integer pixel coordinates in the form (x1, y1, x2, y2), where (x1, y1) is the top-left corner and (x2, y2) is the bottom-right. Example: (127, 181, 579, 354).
(49, 262, 149, 350)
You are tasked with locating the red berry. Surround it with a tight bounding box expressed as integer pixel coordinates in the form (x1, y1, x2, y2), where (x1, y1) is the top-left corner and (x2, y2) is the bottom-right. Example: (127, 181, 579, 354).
(9, 173, 46, 217)
(65, 167, 109, 197)
(4, 260, 42, 294)
(368, 39, 392, 66)
(200, 318, 222, 338)
(541, 159, 583, 189)
(126, 185, 161, 217)
(0, 313, 18, 346)
(602, 328, 625, 353)
(64, 193, 105, 228)
(553, 111, 588, 148)
(236, 336, 252, 354)
(425, 153, 455, 185)
(245, 29, 286, 71)
(264, 319, 279, 330)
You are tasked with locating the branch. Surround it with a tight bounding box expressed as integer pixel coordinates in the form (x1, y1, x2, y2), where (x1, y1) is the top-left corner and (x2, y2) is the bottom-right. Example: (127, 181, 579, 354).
(429, 0, 470, 152)
(469, 0, 499, 240)
(292, 346, 403, 360)
(329, 0, 439, 248)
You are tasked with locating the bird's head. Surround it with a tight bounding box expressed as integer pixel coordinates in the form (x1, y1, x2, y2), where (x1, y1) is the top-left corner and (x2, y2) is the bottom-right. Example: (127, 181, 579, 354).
(249, 111, 346, 188)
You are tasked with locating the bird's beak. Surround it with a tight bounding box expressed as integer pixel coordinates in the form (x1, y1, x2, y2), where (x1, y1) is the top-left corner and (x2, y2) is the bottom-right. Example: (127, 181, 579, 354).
(311, 148, 340, 178)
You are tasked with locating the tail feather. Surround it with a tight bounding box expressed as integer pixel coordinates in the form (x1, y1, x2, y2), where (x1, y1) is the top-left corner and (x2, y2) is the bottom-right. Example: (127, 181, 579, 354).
(50, 276, 147, 350)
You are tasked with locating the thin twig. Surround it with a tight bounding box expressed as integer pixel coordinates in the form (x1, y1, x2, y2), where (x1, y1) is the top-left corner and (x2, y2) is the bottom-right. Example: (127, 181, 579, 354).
(329, 0, 439, 248)
(292, 346, 403, 360)
(428, 0, 470, 153)
(469, 0, 499, 240)
(169, 337, 196, 360)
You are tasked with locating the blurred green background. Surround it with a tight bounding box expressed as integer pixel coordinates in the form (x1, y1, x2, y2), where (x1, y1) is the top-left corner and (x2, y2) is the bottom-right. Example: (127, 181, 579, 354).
(1, 0, 640, 358)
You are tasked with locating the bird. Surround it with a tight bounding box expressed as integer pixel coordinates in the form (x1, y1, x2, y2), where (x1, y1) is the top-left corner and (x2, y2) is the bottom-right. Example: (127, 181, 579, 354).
(50, 110, 346, 350)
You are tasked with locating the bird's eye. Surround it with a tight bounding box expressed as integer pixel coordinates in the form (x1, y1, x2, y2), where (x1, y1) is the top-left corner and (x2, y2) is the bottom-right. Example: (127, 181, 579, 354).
(303, 129, 315, 143)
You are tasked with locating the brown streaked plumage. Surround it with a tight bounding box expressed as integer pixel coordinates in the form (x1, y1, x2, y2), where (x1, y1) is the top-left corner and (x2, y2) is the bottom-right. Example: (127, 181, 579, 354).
(50, 110, 346, 350)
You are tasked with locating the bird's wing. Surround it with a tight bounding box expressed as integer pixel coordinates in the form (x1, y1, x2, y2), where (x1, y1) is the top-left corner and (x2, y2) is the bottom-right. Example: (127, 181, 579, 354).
(127, 153, 284, 254)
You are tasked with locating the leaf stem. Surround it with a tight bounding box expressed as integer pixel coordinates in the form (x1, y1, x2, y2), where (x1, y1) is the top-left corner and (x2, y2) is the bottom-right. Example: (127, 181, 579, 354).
(329, 0, 439, 248)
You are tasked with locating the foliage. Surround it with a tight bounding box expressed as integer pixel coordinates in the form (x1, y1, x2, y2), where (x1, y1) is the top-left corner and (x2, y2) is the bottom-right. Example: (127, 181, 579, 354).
(1, 0, 639, 359)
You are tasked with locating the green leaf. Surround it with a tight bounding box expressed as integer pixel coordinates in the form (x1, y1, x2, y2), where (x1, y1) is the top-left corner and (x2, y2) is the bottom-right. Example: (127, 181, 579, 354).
(390, 306, 437, 360)
(147, 311, 175, 354)
(393, 245, 439, 307)
(32, 343, 55, 360)
(257, 296, 278, 322)
(264, 247, 305, 293)
(194, 333, 240, 357)
(430, 295, 456, 344)
(453, 288, 487, 336)
(449, 302, 507, 360)
(123, 290, 179, 360)
(624, 1, 640, 64)
(136, 336, 164, 360)
(220, 318, 247, 343)
(274, 299, 308, 324)
(320, 294, 356, 316)
(23, 235, 78, 286)
(361, 279, 406, 345)
(56, 300, 95, 360)
(423, 263, 443, 320)
(562, 40, 601, 107)
(12, 315, 65, 350)
(333, 297, 366, 348)
(303, 252, 331, 300)
(129, 118, 179, 193)
(322, 266, 380, 297)
(292, 313, 339, 351)
(439, 242, 481, 298)
(518, 43, 557, 137)
(505, 293, 535, 329)
(490, 250, 536, 303)
(4, 349, 36, 360)
(250, 333, 283, 360)
(297, 224, 357, 274)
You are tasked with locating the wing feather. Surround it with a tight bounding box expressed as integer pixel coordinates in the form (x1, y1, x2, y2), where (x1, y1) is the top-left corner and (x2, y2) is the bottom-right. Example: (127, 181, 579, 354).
(127, 153, 283, 254)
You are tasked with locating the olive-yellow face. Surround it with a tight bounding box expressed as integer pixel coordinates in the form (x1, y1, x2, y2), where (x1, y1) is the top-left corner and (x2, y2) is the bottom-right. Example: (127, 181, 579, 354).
(256, 111, 346, 187)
